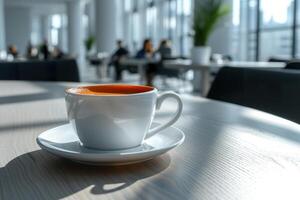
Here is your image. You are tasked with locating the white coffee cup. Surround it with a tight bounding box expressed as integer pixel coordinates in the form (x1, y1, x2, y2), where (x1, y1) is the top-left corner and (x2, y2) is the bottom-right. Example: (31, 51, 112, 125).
(65, 84, 183, 150)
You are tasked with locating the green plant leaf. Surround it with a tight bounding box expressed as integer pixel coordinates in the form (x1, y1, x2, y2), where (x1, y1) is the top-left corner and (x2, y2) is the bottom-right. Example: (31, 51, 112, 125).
(193, 0, 230, 46)
(84, 36, 95, 52)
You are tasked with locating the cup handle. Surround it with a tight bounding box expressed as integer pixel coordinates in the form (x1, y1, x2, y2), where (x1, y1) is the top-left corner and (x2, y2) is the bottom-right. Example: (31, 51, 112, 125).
(146, 91, 183, 139)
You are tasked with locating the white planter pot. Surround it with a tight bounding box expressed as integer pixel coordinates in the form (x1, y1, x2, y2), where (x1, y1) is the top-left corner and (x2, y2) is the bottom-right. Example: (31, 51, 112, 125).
(191, 46, 211, 64)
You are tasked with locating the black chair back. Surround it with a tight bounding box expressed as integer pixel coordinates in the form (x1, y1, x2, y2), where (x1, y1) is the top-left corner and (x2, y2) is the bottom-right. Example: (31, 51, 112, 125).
(268, 57, 290, 63)
(285, 61, 300, 70)
(207, 67, 300, 124)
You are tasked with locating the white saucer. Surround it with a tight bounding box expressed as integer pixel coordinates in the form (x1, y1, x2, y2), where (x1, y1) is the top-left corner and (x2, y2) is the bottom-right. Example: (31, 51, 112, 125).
(36, 123, 185, 165)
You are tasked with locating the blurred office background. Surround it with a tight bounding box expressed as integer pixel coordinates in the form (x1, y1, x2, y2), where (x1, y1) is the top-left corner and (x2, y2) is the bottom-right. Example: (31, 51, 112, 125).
(0, 0, 298, 92)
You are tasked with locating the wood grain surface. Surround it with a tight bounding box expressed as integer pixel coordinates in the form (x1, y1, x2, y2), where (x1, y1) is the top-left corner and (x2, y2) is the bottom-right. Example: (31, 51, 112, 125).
(1, 81, 300, 200)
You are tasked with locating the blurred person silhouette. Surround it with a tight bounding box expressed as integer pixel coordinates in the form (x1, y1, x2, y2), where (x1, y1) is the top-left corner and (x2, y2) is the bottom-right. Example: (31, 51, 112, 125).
(156, 39, 172, 59)
(7, 45, 18, 58)
(136, 39, 156, 86)
(40, 39, 50, 60)
(155, 39, 180, 80)
(136, 39, 154, 59)
(110, 40, 129, 81)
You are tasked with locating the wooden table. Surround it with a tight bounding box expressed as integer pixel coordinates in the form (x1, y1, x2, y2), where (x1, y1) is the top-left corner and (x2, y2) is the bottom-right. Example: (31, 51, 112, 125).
(1, 81, 300, 200)
(163, 59, 286, 96)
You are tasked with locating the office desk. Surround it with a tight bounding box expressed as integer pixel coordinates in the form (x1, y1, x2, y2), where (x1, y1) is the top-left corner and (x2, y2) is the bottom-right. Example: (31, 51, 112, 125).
(164, 59, 286, 96)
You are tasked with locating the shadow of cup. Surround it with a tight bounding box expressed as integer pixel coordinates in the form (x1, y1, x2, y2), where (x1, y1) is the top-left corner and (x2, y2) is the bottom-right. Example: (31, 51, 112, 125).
(0, 150, 171, 199)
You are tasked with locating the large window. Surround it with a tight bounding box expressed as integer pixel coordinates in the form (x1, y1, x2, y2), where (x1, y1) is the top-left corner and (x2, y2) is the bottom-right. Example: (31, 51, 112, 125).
(234, 0, 297, 61)
(146, 2, 158, 45)
(259, 0, 293, 60)
(124, 0, 299, 60)
(50, 15, 61, 46)
(49, 14, 67, 51)
(123, 0, 192, 57)
(176, 0, 192, 56)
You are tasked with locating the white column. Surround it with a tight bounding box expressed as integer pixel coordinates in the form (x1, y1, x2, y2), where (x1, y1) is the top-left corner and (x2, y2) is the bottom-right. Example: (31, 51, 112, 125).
(86, 0, 95, 37)
(0, 0, 6, 50)
(61, 16, 68, 52)
(31, 14, 41, 45)
(41, 15, 49, 41)
(115, 0, 124, 40)
(95, 0, 117, 53)
(67, 0, 84, 74)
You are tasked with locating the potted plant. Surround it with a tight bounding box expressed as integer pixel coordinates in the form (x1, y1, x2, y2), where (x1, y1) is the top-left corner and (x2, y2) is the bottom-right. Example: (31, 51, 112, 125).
(192, 0, 230, 64)
(84, 35, 95, 56)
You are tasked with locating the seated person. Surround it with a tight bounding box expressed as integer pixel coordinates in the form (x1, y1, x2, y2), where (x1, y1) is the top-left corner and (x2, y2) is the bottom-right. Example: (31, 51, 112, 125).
(136, 39, 154, 59)
(136, 39, 156, 86)
(110, 40, 129, 81)
(156, 39, 172, 59)
(7, 45, 18, 58)
(155, 39, 179, 78)
(40, 39, 50, 60)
